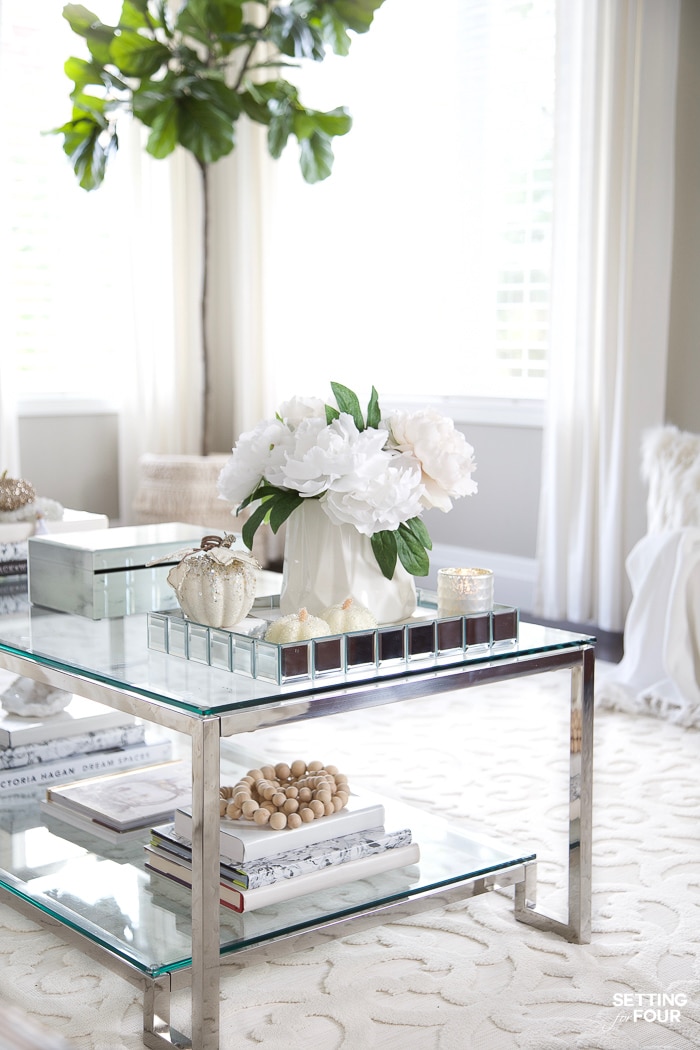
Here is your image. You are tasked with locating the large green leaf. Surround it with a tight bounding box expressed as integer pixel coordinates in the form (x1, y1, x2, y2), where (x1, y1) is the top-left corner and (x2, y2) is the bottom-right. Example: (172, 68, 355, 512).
(269, 6, 324, 61)
(268, 491, 305, 533)
(331, 0, 386, 34)
(371, 530, 398, 581)
(110, 30, 170, 77)
(176, 95, 237, 164)
(241, 498, 274, 551)
(366, 386, 381, 429)
(176, 0, 245, 40)
(118, 1, 160, 31)
(396, 522, 430, 576)
(330, 382, 364, 430)
(403, 515, 432, 550)
(144, 99, 179, 157)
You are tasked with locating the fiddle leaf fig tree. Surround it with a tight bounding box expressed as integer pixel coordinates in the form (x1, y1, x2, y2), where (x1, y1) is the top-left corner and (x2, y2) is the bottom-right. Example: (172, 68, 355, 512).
(52, 0, 386, 452)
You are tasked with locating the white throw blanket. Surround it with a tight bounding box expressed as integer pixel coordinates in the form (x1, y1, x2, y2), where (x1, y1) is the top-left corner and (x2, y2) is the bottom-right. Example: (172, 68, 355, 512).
(597, 527, 700, 727)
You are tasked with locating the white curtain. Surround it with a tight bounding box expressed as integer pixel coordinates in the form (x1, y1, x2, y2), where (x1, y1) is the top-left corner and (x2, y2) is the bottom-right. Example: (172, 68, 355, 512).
(113, 129, 204, 521)
(534, 0, 681, 632)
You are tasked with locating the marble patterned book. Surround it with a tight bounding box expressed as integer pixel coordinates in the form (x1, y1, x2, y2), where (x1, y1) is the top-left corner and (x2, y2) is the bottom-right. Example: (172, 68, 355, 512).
(0, 722, 145, 771)
(144, 840, 421, 913)
(149, 822, 413, 889)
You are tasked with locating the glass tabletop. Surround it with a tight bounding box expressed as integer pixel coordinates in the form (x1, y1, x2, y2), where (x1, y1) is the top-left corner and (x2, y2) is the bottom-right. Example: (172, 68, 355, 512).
(0, 587, 595, 718)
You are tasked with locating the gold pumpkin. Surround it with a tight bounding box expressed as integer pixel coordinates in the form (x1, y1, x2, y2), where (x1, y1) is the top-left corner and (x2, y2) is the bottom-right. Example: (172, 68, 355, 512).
(0, 470, 36, 512)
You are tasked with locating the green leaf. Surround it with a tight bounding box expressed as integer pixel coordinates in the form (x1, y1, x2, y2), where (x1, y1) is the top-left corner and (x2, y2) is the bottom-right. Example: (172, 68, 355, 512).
(118, 1, 160, 31)
(371, 530, 398, 581)
(403, 515, 432, 550)
(144, 99, 179, 158)
(396, 523, 430, 577)
(298, 130, 334, 183)
(176, 94, 237, 164)
(269, 6, 324, 61)
(177, 0, 244, 39)
(241, 497, 273, 551)
(325, 404, 340, 425)
(330, 381, 364, 430)
(268, 491, 306, 533)
(317, 8, 352, 55)
(332, 0, 387, 35)
(110, 30, 170, 78)
(366, 386, 380, 429)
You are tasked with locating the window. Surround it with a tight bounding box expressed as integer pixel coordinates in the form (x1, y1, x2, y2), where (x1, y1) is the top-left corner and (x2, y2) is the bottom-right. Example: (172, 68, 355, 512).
(1, 1, 125, 401)
(264, 0, 555, 407)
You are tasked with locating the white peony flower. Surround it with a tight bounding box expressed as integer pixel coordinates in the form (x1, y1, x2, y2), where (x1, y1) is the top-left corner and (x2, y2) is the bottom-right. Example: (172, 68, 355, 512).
(217, 417, 292, 506)
(281, 414, 390, 497)
(387, 409, 477, 512)
(322, 452, 425, 535)
(277, 396, 326, 428)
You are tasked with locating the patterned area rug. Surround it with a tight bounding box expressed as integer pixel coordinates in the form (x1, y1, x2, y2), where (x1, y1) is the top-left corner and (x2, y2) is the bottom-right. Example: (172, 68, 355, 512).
(1, 662, 699, 1049)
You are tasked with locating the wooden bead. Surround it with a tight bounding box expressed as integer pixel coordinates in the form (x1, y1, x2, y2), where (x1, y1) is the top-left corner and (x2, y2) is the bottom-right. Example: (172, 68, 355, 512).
(220, 760, 349, 828)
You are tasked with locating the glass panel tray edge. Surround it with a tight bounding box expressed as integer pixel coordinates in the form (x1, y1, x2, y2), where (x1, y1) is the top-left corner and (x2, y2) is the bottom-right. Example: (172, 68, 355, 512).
(147, 592, 520, 686)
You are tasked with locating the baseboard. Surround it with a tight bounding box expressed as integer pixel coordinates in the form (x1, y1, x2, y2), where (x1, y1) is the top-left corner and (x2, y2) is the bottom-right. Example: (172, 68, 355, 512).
(428, 543, 537, 612)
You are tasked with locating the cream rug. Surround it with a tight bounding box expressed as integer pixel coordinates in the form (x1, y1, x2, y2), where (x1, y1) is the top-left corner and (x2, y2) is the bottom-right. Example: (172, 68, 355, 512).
(1, 661, 699, 1050)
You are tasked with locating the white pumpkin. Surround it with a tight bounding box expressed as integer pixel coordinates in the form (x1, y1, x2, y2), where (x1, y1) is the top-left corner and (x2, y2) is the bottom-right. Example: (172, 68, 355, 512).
(321, 597, 378, 633)
(264, 608, 331, 642)
(166, 544, 259, 628)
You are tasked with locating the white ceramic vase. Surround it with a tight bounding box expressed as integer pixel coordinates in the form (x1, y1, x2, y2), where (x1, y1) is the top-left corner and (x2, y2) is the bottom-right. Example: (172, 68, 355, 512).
(279, 499, 417, 623)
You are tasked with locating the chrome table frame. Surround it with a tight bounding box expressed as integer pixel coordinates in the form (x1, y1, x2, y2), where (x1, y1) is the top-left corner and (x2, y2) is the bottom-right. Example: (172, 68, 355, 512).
(0, 633, 594, 1050)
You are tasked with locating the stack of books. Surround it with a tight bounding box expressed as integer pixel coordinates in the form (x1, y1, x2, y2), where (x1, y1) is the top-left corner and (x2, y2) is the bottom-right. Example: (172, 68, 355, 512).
(39, 759, 192, 843)
(145, 796, 420, 913)
(0, 694, 171, 796)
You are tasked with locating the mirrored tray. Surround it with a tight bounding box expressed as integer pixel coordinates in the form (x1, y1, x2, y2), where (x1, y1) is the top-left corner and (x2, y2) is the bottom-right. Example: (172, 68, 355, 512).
(147, 591, 519, 686)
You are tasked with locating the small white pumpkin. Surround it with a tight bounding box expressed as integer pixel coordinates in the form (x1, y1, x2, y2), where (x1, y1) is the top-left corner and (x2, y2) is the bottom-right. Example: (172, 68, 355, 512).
(166, 538, 260, 629)
(264, 608, 331, 643)
(321, 597, 378, 633)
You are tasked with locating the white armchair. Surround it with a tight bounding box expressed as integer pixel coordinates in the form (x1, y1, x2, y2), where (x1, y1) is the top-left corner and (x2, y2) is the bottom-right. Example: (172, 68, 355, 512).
(597, 425, 700, 726)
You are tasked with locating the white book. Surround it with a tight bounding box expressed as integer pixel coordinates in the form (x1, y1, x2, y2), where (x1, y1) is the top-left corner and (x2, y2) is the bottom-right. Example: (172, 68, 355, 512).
(0, 740, 173, 795)
(174, 794, 386, 863)
(145, 840, 420, 913)
(0, 694, 136, 748)
(44, 755, 189, 831)
(0, 722, 146, 771)
(149, 823, 413, 889)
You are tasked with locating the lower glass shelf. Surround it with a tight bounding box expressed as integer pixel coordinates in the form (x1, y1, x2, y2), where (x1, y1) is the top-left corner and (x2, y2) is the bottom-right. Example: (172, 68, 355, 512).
(0, 787, 534, 978)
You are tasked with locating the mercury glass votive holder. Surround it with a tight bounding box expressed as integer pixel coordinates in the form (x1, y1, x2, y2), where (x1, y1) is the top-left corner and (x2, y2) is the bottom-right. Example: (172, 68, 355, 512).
(437, 567, 494, 616)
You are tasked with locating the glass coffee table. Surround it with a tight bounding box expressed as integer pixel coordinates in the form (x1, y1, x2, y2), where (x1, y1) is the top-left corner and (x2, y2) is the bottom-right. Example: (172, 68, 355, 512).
(0, 595, 594, 1050)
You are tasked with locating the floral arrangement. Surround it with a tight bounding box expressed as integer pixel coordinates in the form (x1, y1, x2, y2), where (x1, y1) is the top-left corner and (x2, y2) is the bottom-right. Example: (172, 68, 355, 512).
(217, 383, 477, 580)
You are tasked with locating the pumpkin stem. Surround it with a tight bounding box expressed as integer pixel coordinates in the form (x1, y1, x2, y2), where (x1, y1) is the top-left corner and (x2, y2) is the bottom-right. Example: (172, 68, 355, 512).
(341, 598, 353, 609)
(298, 608, 308, 621)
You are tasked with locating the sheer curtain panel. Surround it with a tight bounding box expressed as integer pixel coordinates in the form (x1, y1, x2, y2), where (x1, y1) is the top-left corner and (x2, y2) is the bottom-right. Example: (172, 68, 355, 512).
(535, 0, 681, 632)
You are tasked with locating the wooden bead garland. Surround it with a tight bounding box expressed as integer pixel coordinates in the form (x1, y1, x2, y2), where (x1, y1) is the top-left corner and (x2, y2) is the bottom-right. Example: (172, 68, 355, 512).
(219, 760, 349, 831)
